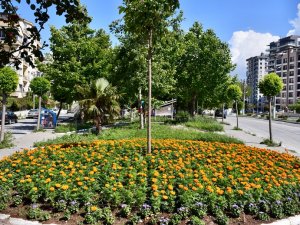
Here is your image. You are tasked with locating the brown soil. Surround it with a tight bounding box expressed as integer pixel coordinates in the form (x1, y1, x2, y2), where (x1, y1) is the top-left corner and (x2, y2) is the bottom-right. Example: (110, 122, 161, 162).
(0, 205, 280, 225)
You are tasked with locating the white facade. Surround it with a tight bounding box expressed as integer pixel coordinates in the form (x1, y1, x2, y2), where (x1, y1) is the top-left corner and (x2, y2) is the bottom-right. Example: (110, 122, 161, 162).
(0, 14, 41, 98)
(246, 53, 268, 109)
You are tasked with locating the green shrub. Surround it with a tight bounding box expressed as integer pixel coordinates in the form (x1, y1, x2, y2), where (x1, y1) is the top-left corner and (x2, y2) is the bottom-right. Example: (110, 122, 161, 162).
(0, 132, 14, 149)
(185, 116, 224, 132)
(175, 111, 190, 123)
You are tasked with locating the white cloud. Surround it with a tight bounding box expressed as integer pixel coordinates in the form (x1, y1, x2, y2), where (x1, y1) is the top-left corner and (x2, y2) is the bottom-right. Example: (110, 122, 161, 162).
(287, 3, 300, 35)
(229, 30, 279, 79)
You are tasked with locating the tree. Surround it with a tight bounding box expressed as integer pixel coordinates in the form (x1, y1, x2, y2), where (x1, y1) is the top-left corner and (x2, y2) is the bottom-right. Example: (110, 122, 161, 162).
(0, 1, 90, 68)
(227, 84, 242, 129)
(29, 77, 51, 130)
(0, 67, 18, 142)
(119, 0, 180, 153)
(39, 22, 112, 119)
(259, 73, 283, 142)
(79, 78, 120, 134)
(177, 22, 234, 115)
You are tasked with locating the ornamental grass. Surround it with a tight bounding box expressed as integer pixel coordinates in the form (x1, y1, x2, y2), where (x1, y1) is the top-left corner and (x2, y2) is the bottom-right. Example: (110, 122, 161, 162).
(0, 139, 299, 224)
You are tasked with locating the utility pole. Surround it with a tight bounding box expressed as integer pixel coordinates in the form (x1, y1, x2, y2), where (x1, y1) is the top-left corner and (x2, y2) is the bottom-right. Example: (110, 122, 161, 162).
(242, 80, 246, 115)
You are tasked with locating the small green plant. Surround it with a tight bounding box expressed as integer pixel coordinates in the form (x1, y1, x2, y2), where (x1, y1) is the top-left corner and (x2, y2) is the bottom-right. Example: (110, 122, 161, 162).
(256, 211, 270, 221)
(188, 215, 205, 225)
(119, 203, 131, 218)
(244, 203, 259, 215)
(260, 139, 281, 147)
(0, 132, 14, 149)
(12, 194, 23, 206)
(283, 197, 299, 216)
(191, 202, 207, 218)
(53, 199, 67, 212)
(229, 204, 242, 218)
(169, 213, 182, 225)
(68, 200, 80, 214)
(128, 214, 141, 225)
(270, 200, 284, 219)
(177, 206, 189, 219)
(139, 203, 152, 218)
(215, 211, 229, 225)
(27, 204, 51, 221)
(233, 126, 242, 131)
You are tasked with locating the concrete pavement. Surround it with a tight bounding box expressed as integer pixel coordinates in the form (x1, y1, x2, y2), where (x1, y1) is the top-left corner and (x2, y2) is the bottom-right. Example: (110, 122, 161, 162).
(0, 129, 64, 160)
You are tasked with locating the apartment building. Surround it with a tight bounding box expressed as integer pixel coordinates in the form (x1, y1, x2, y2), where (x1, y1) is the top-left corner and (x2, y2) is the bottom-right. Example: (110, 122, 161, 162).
(267, 35, 300, 109)
(0, 13, 41, 98)
(246, 53, 268, 110)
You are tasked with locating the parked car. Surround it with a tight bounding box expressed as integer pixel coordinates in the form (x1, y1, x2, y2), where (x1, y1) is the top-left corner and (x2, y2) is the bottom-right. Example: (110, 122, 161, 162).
(215, 109, 226, 118)
(0, 111, 18, 124)
(27, 109, 39, 118)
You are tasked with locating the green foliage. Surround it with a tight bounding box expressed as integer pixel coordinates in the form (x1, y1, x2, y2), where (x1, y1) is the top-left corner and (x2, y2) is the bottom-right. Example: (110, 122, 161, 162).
(0, 132, 14, 149)
(259, 73, 283, 98)
(29, 77, 51, 97)
(0, 67, 19, 96)
(227, 84, 242, 101)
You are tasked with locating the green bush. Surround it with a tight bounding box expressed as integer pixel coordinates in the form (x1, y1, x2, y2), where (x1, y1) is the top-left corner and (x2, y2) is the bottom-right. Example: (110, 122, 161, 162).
(175, 111, 190, 123)
(0, 132, 14, 149)
(185, 116, 224, 132)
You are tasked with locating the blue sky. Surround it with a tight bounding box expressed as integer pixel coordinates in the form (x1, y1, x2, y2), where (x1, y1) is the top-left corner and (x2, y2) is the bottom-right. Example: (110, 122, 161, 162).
(18, 0, 300, 79)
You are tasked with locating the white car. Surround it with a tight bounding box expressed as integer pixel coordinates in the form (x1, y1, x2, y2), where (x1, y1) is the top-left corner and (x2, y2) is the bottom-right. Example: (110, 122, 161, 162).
(27, 109, 39, 118)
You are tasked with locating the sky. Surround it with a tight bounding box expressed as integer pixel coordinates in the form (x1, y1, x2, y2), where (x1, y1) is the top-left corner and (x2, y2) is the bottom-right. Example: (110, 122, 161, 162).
(17, 0, 300, 80)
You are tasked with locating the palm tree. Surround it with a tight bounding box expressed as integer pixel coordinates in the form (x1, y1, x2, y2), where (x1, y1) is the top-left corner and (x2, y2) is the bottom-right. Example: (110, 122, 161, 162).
(79, 78, 120, 134)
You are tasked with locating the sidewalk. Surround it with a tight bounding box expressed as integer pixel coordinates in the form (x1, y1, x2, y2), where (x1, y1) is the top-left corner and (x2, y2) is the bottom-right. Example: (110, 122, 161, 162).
(0, 129, 65, 160)
(219, 119, 300, 158)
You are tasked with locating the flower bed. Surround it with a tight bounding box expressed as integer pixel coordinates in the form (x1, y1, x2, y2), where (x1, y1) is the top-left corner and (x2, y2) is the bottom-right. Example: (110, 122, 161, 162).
(0, 139, 299, 224)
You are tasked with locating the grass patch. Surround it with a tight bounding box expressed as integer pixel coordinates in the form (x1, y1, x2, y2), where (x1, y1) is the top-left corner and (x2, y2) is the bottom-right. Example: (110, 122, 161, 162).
(0, 139, 299, 224)
(260, 139, 281, 147)
(0, 132, 14, 149)
(34, 122, 242, 147)
(184, 116, 224, 132)
(33, 128, 46, 132)
(233, 126, 242, 131)
(55, 122, 93, 133)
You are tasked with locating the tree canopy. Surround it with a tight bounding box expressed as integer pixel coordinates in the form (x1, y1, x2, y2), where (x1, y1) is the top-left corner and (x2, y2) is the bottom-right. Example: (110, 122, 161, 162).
(0, 67, 19, 96)
(259, 73, 283, 99)
(29, 77, 50, 97)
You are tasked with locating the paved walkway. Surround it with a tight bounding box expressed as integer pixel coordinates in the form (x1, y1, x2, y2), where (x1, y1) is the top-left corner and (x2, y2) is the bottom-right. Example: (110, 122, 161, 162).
(0, 129, 64, 160)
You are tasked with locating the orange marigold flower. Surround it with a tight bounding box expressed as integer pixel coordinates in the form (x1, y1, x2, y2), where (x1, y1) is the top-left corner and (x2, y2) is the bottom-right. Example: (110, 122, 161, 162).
(162, 195, 168, 200)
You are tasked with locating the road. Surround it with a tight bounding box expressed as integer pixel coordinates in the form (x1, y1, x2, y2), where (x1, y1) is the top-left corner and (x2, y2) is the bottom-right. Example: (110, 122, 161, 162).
(4, 118, 36, 140)
(225, 115, 300, 153)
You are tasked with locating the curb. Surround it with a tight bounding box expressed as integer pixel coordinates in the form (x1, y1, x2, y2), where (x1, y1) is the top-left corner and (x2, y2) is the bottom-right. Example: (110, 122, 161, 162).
(1, 213, 300, 225)
(261, 215, 300, 225)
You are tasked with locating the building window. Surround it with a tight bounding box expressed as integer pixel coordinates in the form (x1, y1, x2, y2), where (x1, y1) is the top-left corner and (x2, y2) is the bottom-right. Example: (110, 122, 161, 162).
(283, 79, 286, 84)
(283, 85, 286, 91)
(298, 91, 300, 97)
(288, 99, 293, 104)
(283, 58, 288, 63)
(283, 72, 287, 77)
(283, 65, 287, 70)
(289, 85, 294, 90)
(298, 84, 300, 89)
(290, 71, 294, 76)
(289, 78, 294, 83)
(290, 64, 295, 69)
(290, 57, 294, 62)
(298, 76, 300, 82)
(289, 92, 293, 97)
(282, 93, 286, 98)
(276, 59, 282, 64)
(0, 30, 5, 40)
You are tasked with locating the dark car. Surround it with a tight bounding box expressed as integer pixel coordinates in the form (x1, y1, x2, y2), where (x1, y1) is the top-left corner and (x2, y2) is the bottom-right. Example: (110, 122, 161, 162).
(215, 109, 226, 118)
(0, 111, 18, 124)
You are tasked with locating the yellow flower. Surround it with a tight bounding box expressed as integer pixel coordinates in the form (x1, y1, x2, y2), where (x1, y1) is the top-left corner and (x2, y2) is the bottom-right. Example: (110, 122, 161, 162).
(77, 181, 83, 186)
(168, 185, 173, 190)
(162, 195, 168, 200)
(50, 187, 55, 191)
(55, 183, 61, 188)
(32, 187, 38, 191)
(153, 192, 159, 197)
(61, 185, 69, 190)
(91, 206, 98, 212)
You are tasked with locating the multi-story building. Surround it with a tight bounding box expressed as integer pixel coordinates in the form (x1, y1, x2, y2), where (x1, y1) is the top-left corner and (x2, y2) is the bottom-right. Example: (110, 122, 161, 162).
(0, 13, 41, 98)
(246, 53, 268, 111)
(267, 35, 300, 109)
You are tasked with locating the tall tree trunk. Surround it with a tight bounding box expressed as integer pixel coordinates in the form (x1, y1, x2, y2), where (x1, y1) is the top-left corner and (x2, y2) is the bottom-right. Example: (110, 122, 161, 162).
(57, 101, 63, 121)
(268, 98, 272, 142)
(190, 94, 197, 116)
(0, 94, 7, 142)
(147, 28, 153, 154)
(37, 96, 42, 130)
(222, 103, 225, 123)
(138, 87, 144, 129)
(235, 100, 239, 129)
